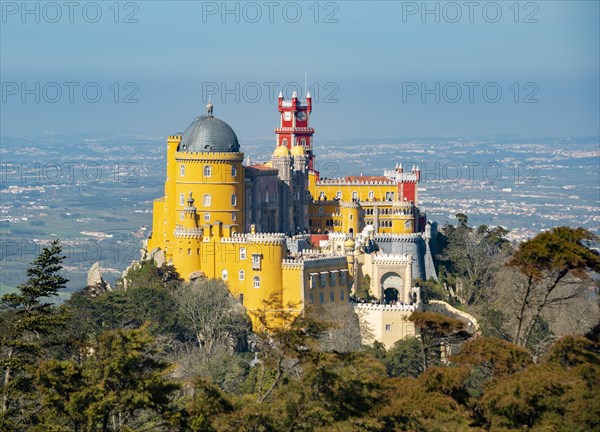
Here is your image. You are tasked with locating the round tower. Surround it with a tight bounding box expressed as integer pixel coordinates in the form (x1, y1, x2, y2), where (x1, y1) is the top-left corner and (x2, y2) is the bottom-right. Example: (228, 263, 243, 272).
(172, 192, 203, 279)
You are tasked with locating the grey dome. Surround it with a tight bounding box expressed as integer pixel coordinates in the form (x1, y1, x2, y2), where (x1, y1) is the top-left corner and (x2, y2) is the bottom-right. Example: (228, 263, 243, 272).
(178, 115, 240, 153)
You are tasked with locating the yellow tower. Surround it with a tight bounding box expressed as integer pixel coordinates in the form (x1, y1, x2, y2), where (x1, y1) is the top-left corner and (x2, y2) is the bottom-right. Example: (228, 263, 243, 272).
(172, 192, 203, 278)
(147, 104, 245, 276)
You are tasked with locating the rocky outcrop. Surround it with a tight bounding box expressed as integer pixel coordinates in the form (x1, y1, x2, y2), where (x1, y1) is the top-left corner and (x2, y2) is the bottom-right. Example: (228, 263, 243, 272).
(83, 262, 112, 297)
(189, 270, 206, 281)
(148, 248, 166, 267)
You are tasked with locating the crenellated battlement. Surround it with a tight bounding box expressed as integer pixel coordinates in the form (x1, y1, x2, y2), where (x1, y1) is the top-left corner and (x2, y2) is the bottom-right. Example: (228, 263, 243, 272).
(372, 254, 413, 265)
(282, 254, 348, 269)
(316, 178, 397, 186)
(175, 151, 244, 162)
(384, 169, 420, 183)
(373, 233, 423, 242)
(220, 231, 287, 245)
(352, 302, 417, 312)
(174, 226, 203, 238)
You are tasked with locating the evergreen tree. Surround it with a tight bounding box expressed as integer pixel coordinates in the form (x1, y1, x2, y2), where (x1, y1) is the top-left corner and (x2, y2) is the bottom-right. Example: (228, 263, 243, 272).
(36, 325, 181, 432)
(0, 239, 69, 429)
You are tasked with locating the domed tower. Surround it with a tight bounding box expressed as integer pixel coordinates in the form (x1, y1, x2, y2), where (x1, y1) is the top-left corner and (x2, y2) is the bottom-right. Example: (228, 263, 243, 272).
(147, 104, 245, 271)
(175, 104, 244, 231)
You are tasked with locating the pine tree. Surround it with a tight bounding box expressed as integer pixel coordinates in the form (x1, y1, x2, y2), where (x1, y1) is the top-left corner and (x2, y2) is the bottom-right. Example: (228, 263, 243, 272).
(0, 239, 69, 428)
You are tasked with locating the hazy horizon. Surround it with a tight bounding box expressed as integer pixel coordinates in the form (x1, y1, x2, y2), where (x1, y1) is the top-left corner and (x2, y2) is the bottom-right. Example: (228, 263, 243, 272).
(2, 1, 599, 141)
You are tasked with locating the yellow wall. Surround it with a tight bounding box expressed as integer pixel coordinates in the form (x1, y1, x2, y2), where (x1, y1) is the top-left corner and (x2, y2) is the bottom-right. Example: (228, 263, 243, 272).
(174, 152, 244, 231)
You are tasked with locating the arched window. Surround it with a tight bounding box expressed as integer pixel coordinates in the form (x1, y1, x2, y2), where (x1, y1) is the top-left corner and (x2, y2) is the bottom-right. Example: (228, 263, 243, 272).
(368, 191, 374, 200)
(239, 270, 245, 280)
(253, 276, 260, 288)
(231, 194, 237, 206)
(203, 194, 211, 207)
(179, 193, 185, 206)
(204, 165, 212, 177)
(265, 190, 270, 203)
(231, 165, 237, 177)
(319, 191, 325, 200)
(352, 191, 358, 201)
(282, 138, 288, 147)
(240, 248, 246, 260)
(180, 165, 185, 176)
(335, 191, 342, 199)
(222, 269, 228, 280)
(301, 138, 306, 146)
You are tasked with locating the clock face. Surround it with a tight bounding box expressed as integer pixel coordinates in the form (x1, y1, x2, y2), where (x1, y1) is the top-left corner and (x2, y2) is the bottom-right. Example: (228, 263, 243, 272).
(296, 111, 307, 121)
(283, 112, 292, 121)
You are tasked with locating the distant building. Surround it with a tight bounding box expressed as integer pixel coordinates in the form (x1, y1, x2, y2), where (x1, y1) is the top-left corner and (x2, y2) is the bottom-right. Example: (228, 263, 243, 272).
(145, 92, 437, 344)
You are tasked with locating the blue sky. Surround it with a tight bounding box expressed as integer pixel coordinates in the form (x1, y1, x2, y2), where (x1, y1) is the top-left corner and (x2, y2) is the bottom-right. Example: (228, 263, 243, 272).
(1, 1, 598, 140)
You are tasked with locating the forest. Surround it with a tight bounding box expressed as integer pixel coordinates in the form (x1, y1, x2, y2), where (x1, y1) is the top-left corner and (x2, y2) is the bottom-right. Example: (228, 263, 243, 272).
(1, 223, 599, 431)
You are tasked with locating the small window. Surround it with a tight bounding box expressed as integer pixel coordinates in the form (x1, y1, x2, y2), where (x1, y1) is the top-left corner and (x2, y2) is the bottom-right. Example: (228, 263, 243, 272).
(232, 212, 237, 221)
(385, 324, 392, 332)
(239, 270, 245, 280)
(319, 207, 324, 215)
(330, 273, 336, 286)
(187, 248, 191, 255)
(301, 138, 306, 146)
(335, 191, 342, 199)
(265, 190, 270, 203)
(310, 293, 314, 304)
(252, 254, 261, 270)
(320, 274, 326, 288)
(204, 165, 212, 177)
(203, 194, 211, 207)
(330, 292, 334, 302)
(231, 165, 237, 177)
(180, 165, 185, 176)
(204, 212, 210, 221)
(352, 191, 358, 201)
(239, 293, 244, 304)
(180, 212, 184, 220)
(231, 194, 237, 206)
(340, 290, 345, 301)
(240, 248, 247, 260)
(282, 138, 288, 146)
(319, 191, 325, 200)
(253, 276, 260, 288)
(319, 292, 324, 304)
(180, 193, 185, 206)
(222, 269, 228, 280)
(368, 191, 374, 200)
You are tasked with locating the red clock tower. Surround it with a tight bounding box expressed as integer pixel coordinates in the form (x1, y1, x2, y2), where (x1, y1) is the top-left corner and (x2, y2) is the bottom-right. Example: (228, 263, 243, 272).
(275, 90, 315, 170)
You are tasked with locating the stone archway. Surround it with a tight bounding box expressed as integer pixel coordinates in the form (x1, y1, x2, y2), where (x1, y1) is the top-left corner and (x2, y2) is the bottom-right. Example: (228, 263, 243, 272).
(381, 272, 403, 303)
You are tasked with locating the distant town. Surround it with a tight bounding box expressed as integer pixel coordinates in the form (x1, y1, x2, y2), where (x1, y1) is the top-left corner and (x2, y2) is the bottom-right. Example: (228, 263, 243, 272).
(1, 134, 598, 294)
